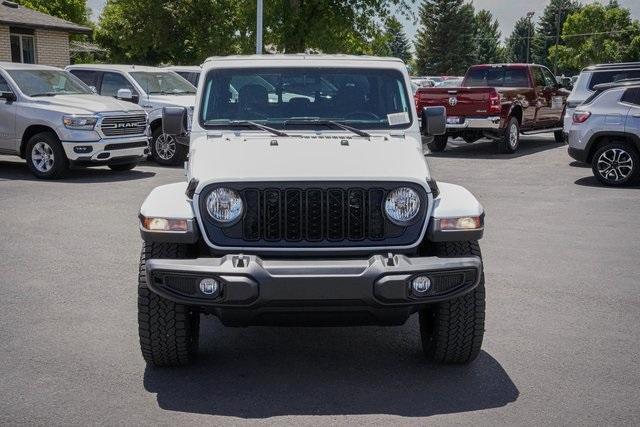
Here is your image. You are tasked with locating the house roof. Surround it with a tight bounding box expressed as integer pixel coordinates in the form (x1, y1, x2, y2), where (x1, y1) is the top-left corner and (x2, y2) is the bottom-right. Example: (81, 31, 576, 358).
(0, 0, 91, 34)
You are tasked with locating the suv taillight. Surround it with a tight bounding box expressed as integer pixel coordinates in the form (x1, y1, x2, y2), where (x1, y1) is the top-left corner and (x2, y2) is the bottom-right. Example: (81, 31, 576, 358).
(572, 111, 591, 124)
(488, 89, 501, 114)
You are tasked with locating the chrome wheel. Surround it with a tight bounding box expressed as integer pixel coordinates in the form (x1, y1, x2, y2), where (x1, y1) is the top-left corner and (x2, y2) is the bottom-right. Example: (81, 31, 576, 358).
(31, 141, 55, 173)
(597, 148, 633, 182)
(509, 123, 518, 148)
(155, 134, 176, 161)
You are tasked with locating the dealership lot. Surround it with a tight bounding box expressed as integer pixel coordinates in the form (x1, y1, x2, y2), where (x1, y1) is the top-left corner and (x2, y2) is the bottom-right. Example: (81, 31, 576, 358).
(0, 135, 639, 425)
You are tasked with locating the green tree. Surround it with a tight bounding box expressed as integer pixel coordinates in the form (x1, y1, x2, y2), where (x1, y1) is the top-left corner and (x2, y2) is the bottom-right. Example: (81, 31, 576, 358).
(415, 0, 475, 75)
(474, 9, 503, 64)
(505, 16, 536, 63)
(549, 2, 640, 72)
(16, 0, 91, 25)
(532, 0, 581, 71)
(385, 16, 412, 63)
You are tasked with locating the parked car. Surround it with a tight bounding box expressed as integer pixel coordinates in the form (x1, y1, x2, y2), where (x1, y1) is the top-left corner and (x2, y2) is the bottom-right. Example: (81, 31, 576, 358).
(567, 80, 640, 186)
(66, 64, 196, 165)
(436, 78, 463, 88)
(411, 77, 436, 88)
(0, 62, 149, 179)
(416, 63, 569, 153)
(564, 62, 640, 134)
(165, 65, 201, 87)
(137, 54, 487, 367)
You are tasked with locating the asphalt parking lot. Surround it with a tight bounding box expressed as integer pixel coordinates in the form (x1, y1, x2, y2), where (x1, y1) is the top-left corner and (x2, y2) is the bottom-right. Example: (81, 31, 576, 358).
(1, 135, 639, 425)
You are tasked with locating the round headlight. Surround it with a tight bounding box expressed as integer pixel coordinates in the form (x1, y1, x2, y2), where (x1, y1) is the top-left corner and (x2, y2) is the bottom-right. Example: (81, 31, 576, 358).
(206, 188, 243, 224)
(384, 187, 421, 224)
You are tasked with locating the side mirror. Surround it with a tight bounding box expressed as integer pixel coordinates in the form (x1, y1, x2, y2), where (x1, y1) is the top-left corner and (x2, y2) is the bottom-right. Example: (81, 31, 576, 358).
(421, 106, 446, 136)
(0, 91, 17, 102)
(88, 85, 97, 94)
(116, 88, 138, 103)
(163, 106, 189, 136)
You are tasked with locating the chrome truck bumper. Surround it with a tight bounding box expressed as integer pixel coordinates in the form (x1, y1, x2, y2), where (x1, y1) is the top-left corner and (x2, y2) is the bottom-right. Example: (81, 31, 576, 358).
(145, 253, 483, 326)
(446, 116, 501, 130)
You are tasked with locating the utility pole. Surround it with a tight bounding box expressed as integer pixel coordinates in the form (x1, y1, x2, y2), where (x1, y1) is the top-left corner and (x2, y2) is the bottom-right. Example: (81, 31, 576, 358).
(256, 0, 263, 54)
(526, 11, 535, 64)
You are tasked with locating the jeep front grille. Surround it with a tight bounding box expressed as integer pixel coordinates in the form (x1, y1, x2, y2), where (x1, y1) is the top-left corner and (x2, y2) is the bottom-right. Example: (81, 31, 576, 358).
(100, 114, 147, 137)
(199, 182, 429, 249)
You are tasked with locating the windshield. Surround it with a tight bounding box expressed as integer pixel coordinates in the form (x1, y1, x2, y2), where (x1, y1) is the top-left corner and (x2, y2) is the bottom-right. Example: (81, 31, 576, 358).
(200, 67, 412, 130)
(130, 71, 196, 95)
(465, 67, 530, 87)
(7, 69, 91, 96)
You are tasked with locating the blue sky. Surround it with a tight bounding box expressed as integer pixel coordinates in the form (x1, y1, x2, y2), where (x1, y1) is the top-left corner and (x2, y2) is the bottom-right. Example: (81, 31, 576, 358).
(88, 0, 640, 41)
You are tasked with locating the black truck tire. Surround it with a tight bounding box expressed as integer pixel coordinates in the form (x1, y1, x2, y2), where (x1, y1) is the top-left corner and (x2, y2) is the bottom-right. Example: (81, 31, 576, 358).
(427, 135, 448, 152)
(138, 242, 200, 367)
(498, 116, 520, 154)
(554, 130, 566, 144)
(25, 132, 68, 179)
(419, 241, 485, 364)
(150, 127, 187, 166)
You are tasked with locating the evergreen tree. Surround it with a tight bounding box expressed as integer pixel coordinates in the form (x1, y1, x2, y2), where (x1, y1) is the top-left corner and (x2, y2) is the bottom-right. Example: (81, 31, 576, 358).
(474, 9, 503, 64)
(532, 0, 581, 71)
(505, 16, 536, 63)
(415, 0, 476, 75)
(385, 16, 412, 63)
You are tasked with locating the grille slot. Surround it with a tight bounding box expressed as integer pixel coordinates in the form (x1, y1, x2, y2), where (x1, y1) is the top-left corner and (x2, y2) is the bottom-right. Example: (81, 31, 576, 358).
(100, 114, 147, 137)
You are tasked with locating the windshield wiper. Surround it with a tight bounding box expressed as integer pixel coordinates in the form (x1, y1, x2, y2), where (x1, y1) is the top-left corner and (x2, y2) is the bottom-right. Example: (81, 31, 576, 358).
(284, 118, 370, 138)
(205, 120, 289, 137)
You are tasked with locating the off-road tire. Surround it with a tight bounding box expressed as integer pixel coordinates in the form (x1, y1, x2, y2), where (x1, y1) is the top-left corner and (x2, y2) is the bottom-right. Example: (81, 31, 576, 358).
(150, 127, 187, 166)
(138, 242, 200, 367)
(554, 130, 566, 144)
(427, 134, 448, 152)
(498, 116, 520, 154)
(591, 142, 640, 187)
(25, 132, 68, 179)
(108, 162, 138, 171)
(419, 241, 485, 364)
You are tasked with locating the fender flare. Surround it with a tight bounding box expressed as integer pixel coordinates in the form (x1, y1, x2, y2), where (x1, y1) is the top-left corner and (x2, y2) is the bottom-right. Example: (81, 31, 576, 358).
(139, 182, 199, 243)
(427, 182, 484, 242)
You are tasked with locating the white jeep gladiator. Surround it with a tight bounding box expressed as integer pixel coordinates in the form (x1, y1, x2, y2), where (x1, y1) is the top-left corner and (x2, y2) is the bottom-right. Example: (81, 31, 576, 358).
(137, 55, 486, 366)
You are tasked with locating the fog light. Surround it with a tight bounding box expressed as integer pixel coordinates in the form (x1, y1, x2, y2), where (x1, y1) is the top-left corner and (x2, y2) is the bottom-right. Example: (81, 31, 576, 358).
(199, 278, 220, 296)
(411, 276, 431, 296)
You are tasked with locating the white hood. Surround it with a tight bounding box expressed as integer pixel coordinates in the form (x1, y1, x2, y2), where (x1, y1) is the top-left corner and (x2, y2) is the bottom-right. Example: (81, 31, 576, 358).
(189, 134, 430, 192)
(30, 94, 144, 115)
(145, 94, 195, 108)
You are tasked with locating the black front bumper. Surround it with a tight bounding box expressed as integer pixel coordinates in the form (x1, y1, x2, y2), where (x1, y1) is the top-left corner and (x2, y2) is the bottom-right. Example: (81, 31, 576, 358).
(145, 254, 482, 326)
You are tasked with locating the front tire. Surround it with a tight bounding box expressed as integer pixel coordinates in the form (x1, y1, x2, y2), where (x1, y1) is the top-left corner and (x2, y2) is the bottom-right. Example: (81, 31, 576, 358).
(427, 134, 448, 152)
(419, 241, 485, 364)
(150, 127, 187, 166)
(138, 242, 200, 367)
(108, 162, 138, 171)
(498, 116, 520, 154)
(591, 142, 639, 186)
(25, 132, 68, 179)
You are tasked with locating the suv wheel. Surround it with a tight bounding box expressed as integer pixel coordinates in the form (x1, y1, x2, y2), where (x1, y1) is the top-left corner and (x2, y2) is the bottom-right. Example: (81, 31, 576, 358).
(25, 132, 68, 179)
(498, 117, 520, 153)
(138, 242, 200, 367)
(591, 142, 640, 186)
(427, 135, 448, 152)
(150, 127, 187, 166)
(419, 241, 485, 364)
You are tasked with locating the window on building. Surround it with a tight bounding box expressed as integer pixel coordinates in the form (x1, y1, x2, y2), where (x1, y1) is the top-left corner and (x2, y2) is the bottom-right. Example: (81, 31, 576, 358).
(9, 28, 36, 64)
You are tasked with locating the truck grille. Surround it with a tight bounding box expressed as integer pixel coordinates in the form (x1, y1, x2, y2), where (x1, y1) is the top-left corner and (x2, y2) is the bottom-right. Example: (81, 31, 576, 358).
(99, 114, 147, 137)
(199, 182, 428, 249)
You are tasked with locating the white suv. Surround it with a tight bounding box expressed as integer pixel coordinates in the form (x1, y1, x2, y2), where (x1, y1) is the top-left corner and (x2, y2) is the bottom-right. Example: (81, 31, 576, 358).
(67, 64, 196, 165)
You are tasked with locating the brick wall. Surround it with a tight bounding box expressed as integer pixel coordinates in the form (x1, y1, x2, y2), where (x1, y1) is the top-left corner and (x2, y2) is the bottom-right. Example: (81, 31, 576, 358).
(0, 25, 10, 62)
(35, 29, 70, 68)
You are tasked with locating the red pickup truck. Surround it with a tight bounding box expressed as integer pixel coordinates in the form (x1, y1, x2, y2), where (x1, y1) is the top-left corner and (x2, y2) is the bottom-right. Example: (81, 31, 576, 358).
(415, 64, 570, 153)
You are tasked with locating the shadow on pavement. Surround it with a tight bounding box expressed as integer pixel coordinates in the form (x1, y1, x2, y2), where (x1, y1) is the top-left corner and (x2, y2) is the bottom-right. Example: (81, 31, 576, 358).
(569, 161, 590, 168)
(0, 159, 155, 183)
(574, 175, 640, 189)
(143, 318, 518, 419)
(425, 137, 565, 160)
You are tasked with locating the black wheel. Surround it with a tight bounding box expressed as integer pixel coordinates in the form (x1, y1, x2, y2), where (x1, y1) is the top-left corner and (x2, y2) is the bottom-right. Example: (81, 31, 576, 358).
(498, 116, 520, 153)
(554, 130, 566, 144)
(419, 241, 485, 364)
(25, 132, 68, 179)
(138, 242, 200, 367)
(108, 162, 138, 171)
(150, 127, 187, 166)
(427, 134, 448, 152)
(591, 142, 640, 187)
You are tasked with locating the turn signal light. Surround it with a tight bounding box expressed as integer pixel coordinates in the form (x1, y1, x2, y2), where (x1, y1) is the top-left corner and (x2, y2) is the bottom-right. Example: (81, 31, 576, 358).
(435, 216, 483, 231)
(572, 111, 591, 124)
(141, 216, 188, 232)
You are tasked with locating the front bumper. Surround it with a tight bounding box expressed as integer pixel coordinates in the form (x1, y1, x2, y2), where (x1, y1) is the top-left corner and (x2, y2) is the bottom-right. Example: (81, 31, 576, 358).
(62, 135, 149, 162)
(145, 253, 482, 325)
(446, 116, 501, 130)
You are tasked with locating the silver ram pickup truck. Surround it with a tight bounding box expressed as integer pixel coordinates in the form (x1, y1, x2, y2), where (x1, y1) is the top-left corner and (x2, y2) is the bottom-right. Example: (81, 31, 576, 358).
(0, 63, 149, 179)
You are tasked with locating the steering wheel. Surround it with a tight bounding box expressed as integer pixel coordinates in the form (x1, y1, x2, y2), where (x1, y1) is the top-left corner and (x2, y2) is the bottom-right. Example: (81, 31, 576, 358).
(343, 111, 380, 121)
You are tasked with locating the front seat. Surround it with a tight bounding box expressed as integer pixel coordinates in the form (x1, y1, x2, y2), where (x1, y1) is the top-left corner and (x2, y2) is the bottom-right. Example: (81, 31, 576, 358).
(237, 84, 269, 119)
